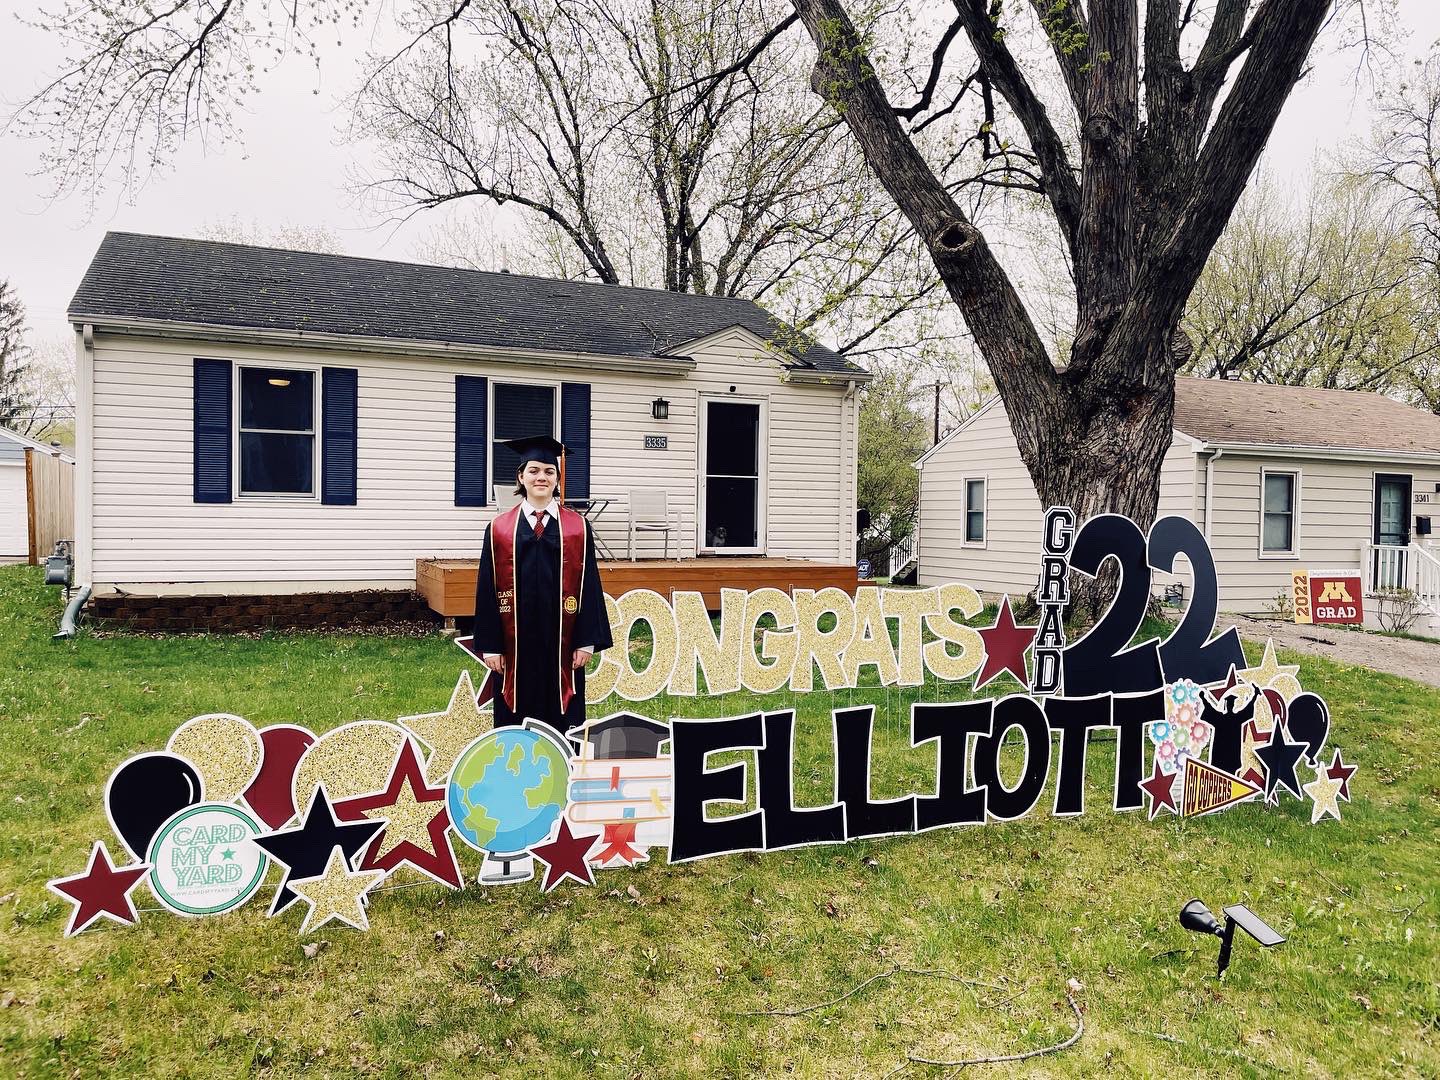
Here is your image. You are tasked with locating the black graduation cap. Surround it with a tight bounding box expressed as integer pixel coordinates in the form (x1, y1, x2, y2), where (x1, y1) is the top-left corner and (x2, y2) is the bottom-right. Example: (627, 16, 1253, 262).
(502, 435, 567, 468)
(567, 713, 670, 760)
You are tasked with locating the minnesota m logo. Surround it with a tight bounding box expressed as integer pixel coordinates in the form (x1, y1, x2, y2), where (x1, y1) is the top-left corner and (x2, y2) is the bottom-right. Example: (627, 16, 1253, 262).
(1317, 580, 1354, 603)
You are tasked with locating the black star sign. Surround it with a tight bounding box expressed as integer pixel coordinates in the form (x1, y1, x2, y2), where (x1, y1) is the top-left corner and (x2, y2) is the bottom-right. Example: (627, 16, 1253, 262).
(253, 785, 387, 916)
(1254, 721, 1307, 804)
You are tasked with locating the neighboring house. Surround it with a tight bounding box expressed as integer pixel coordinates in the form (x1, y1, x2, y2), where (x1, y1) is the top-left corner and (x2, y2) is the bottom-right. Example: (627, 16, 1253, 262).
(915, 377, 1440, 635)
(0, 427, 75, 565)
(67, 233, 868, 618)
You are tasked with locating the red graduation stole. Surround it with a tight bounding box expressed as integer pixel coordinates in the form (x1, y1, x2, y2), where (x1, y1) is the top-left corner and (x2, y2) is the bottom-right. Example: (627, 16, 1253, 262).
(478, 502, 590, 714)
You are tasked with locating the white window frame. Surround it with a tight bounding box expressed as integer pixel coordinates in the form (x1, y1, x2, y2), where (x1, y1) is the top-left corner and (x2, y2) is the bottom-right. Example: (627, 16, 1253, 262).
(962, 476, 988, 548)
(489, 376, 562, 493)
(233, 359, 322, 502)
(1258, 467, 1301, 558)
(697, 393, 768, 556)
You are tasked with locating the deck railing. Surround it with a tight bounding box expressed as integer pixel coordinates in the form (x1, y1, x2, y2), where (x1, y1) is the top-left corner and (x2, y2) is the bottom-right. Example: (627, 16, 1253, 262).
(1362, 542, 1440, 615)
(881, 531, 918, 578)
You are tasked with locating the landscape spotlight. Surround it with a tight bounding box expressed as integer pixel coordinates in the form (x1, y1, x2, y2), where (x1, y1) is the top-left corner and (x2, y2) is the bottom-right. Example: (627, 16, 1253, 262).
(1179, 899, 1286, 977)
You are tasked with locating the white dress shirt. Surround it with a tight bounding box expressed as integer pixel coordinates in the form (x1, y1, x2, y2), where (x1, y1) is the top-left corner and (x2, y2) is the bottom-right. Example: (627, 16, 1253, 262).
(482, 497, 596, 659)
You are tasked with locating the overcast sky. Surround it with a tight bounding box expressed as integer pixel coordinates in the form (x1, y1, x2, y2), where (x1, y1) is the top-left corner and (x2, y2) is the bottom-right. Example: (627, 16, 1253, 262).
(2, 0, 1438, 348)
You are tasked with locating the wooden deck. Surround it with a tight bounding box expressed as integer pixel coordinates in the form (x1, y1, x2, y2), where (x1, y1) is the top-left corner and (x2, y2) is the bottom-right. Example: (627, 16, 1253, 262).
(416, 556, 862, 618)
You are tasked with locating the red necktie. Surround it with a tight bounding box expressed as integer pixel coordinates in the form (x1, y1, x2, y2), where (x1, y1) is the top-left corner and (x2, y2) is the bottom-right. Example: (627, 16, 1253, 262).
(533, 509, 547, 537)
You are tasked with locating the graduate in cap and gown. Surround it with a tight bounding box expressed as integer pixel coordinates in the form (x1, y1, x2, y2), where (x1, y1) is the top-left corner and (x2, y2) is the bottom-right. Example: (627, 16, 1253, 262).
(472, 435, 613, 730)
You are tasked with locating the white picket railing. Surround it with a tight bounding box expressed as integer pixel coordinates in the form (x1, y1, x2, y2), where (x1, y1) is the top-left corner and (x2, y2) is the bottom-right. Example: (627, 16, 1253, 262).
(1362, 542, 1440, 615)
(885, 531, 918, 578)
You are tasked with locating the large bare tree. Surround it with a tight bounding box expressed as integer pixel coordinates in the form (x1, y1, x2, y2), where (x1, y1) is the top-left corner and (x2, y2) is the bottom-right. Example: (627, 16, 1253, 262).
(786, 0, 1356, 533)
(1364, 50, 1440, 413)
(1182, 171, 1434, 390)
(10, 0, 1375, 530)
(355, 0, 956, 360)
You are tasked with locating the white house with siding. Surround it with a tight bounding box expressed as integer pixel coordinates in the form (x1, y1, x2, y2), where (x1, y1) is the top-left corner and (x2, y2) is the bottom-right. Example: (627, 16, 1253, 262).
(915, 377, 1440, 636)
(67, 233, 868, 608)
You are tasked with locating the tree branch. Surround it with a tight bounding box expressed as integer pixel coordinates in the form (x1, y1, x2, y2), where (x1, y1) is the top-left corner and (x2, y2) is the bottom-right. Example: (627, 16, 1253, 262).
(1117, 0, 1333, 373)
(1026, 0, 1090, 114)
(894, 16, 964, 120)
(951, 0, 1081, 260)
(789, 0, 1059, 410)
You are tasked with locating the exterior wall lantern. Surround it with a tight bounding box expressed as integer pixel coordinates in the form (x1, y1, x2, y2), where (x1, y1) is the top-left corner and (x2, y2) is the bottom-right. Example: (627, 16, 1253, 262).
(651, 397, 670, 420)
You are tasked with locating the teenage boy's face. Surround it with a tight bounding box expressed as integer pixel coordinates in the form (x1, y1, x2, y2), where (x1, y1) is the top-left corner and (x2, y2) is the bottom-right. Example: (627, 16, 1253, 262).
(520, 461, 558, 502)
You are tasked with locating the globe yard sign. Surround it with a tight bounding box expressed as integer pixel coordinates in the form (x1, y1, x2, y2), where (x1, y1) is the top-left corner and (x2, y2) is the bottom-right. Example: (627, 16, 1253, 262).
(47, 512, 1358, 938)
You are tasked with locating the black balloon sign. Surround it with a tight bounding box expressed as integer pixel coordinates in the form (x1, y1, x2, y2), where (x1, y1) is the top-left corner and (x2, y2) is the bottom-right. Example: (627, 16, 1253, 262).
(103, 752, 203, 859)
(1285, 693, 1331, 765)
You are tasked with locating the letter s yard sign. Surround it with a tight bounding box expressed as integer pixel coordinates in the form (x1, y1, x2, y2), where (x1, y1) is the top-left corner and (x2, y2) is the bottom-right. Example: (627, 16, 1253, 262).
(1292, 570, 1364, 625)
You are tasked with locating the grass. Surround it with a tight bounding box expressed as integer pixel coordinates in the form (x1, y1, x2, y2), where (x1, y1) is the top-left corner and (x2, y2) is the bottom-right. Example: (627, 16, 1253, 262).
(0, 563, 1436, 1077)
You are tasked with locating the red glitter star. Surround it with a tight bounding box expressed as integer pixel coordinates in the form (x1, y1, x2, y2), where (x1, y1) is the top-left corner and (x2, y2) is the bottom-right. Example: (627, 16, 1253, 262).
(335, 739, 462, 889)
(531, 820, 601, 893)
(46, 841, 151, 937)
(1325, 749, 1358, 802)
(974, 596, 1038, 691)
(1140, 761, 1180, 820)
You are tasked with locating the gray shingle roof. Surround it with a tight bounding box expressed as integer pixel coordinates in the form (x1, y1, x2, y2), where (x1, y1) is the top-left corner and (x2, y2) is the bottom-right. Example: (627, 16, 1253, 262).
(68, 232, 862, 375)
(1175, 376, 1440, 455)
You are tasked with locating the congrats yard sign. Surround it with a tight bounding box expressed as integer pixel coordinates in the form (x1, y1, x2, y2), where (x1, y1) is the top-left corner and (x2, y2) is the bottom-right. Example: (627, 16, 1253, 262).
(48, 512, 1358, 938)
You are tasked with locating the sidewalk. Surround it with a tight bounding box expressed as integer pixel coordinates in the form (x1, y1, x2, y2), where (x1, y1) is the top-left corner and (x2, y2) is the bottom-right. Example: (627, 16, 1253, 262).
(1232, 615, 1440, 689)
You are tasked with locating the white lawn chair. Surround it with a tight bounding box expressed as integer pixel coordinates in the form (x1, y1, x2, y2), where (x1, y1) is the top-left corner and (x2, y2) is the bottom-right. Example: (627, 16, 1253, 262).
(627, 488, 677, 560)
(492, 483, 524, 510)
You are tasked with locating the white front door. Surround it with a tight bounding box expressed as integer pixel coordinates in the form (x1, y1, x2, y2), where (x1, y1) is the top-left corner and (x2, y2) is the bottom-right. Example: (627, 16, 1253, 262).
(699, 398, 766, 554)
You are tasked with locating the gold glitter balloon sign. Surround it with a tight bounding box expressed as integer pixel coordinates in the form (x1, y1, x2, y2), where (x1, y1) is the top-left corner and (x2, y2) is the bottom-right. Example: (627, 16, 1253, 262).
(167, 714, 263, 804)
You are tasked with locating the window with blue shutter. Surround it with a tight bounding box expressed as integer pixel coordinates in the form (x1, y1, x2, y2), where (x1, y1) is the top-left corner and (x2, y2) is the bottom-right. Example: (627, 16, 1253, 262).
(193, 358, 232, 503)
(322, 367, 358, 505)
(456, 375, 489, 506)
(561, 382, 591, 499)
(491, 382, 556, 486)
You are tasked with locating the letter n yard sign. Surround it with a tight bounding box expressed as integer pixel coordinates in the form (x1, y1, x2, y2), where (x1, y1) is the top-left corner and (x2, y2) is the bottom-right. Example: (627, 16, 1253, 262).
(1292, 570, 1364, 625)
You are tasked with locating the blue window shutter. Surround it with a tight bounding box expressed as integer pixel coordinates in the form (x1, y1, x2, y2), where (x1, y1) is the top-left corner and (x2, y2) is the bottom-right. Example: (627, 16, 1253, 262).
(321, 367, 358, 505)
(193, 358, 232, 503)
(456, 375, 489, 506)
(561, 382, 591, 500)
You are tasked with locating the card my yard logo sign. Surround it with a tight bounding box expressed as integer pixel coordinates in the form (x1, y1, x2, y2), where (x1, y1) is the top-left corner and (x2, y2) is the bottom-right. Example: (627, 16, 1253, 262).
(48, 512, 1358, 938)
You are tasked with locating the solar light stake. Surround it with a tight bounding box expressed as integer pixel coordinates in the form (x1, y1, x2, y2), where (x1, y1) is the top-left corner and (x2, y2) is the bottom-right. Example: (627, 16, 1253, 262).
(1179, 899, 1286, 977)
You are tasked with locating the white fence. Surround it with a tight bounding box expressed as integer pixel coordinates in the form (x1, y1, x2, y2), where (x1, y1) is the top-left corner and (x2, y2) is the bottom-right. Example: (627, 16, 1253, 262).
(1362, 542, 1440, 615)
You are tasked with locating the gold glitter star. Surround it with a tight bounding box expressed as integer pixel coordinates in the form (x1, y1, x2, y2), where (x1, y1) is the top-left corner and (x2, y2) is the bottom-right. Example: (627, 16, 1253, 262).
(1240, 722, 1268, 780)
(1237, 639, 1300, 688)
(288, 845, 385, 935)
(397, 670, 494, 785)
(369, 771, 442, 857)
(1302, 765, 1345, 824)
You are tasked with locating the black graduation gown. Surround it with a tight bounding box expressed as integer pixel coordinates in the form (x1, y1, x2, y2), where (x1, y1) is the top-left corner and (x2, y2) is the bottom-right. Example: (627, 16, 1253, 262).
(473, 509, 613, 729)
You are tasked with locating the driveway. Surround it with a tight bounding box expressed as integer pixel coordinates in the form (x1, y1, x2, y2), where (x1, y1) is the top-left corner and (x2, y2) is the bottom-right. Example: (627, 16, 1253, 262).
(1232, 614, 1440, 689)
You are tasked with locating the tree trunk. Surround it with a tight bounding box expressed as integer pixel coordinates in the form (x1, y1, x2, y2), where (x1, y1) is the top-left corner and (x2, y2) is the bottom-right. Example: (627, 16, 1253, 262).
(1011, 369, 1177, 619)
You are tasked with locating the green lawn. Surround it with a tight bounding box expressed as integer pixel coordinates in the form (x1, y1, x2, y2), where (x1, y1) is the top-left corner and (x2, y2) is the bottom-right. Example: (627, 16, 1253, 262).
(1, 564, 1436, 1077)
